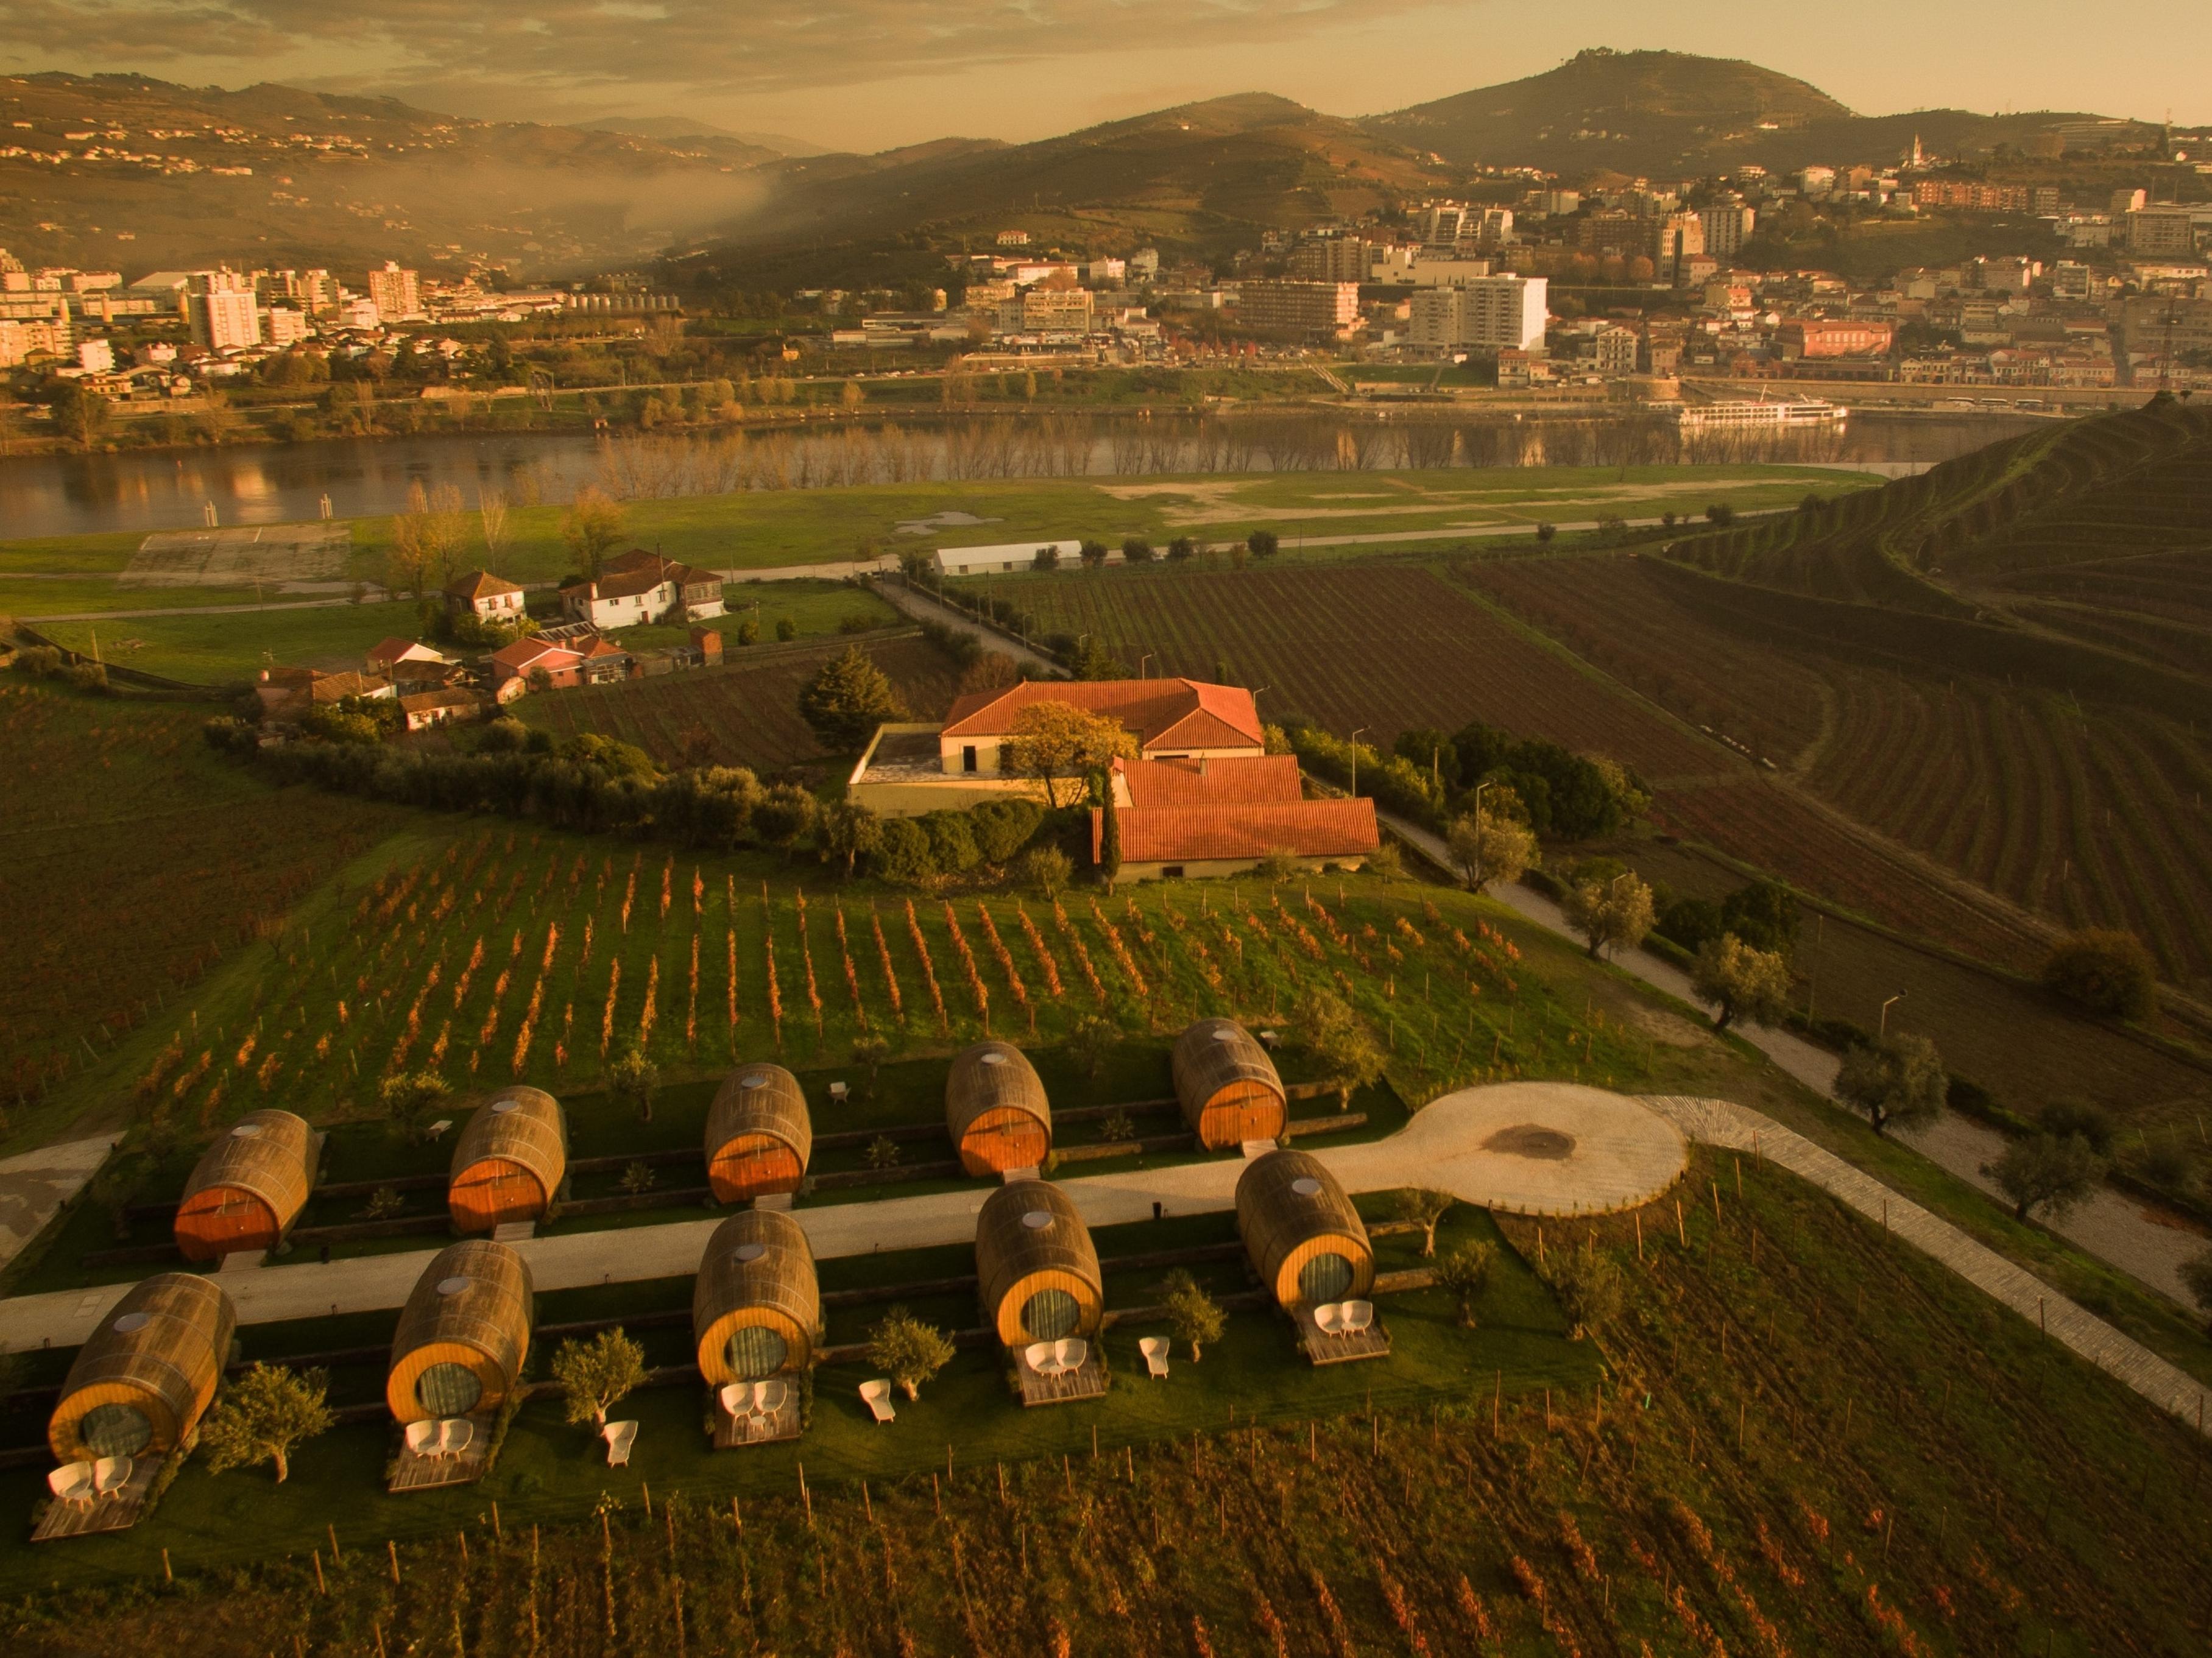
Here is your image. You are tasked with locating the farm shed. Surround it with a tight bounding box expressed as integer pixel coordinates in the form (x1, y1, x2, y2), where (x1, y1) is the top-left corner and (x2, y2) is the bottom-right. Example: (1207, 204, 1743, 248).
(704, 1064, 813, 1203)
(691, 1209, 821, 1384)
(945, 1040, 1052, 1176)
(172, 1109, 318, 1263)
(1236, 1149, 1374, 1310)
(1172, 1018, 1288, 1149)
(974, 1179, 1104, 1347)
(448, 1087, 568, 1233)
(49, 1274, 236, 1464)
(386, 1240, 535, 1423)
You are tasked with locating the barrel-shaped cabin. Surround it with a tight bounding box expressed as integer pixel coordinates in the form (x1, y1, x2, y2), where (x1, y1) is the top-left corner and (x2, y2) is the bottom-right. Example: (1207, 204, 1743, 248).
(945, 1041, 1052, 1176)
(1172, 1018, 1288, 1150)
(704, 1064, 813, 1204)
(975, 1179, 1103, 1348)
(173, 1109, 317, 1263)
(448, 1087, 567, 1233)
(387, 1240, 535, 1423)
(692, 1209, 821, 1384)
(1235, 1149, 1374, 1310)
(49, 1274, 236, 1465)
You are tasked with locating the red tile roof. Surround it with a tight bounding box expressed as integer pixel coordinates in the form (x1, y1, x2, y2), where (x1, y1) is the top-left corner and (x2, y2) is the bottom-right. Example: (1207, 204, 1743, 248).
(1092, 799, 1379, 866)
(1117, 754, 1304, 808)
(366, 637, 445, 669)
(446, 570, 523, 600)
(604, 547, 719, 588)
(942, 679, 1263, 750)
(488, 638, 579, 673)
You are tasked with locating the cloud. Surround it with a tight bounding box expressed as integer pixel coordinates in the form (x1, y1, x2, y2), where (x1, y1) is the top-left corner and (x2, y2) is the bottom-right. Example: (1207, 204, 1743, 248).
(0, 1, 1439, 97)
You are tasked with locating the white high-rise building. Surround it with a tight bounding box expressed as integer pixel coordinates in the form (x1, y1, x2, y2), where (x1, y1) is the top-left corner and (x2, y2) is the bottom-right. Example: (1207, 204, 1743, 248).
(366, 261, 420, 319)
(1699, 204, 1757, 263)
(184, 271, 260, 350)
(1408, 275, 1549, 353)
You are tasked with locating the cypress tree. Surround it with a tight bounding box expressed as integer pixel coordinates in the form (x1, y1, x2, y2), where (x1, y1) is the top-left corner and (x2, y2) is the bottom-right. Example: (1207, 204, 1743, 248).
(1099, 785, 1122, 891)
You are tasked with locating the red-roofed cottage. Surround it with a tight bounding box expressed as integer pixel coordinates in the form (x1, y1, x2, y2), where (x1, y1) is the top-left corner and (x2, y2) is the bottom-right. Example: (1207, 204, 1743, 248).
(445, 570, 526, 622)
(559, 548, 724, 629)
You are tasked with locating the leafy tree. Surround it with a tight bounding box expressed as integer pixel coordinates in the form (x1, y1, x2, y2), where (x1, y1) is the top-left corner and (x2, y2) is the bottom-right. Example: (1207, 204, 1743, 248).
(1002, 701, 1136, 808)
(1078, 539, 1111, 568)
(1299, 989, 1383, 1109)
(551, 1330, 645, 1432)
(1561, 873, 1655, 959)
(2041, 929, 2156, 1020)
(1067, 636, 1126, 680)
(1247, 529, 1279, 558)
(1705, 503, 1737, 527)
(815, 798, 882, 878)
(49, 380, 109, 450)
(1020, 844, 1073, 896)
(560, 486, 626, 577)
(1720, 880, 1798, 955)
(1033, 545, 1060, 571)
(1167, 535, 1196, 560)
(1446, 808, 1535, 893)
(1548, 1240, 1624, 1341)
(1064, 1011, 1118, 1078)
(1122, 537, 1155, 563)
(1393, 1187, 1455, 1257)
(1534, 521, 1557, 544)
(606, 1043, 660, 1123)
(776, 615, 798, 641)
(959, 651, 1022, 694)
(1836, 1034, 1948, 1137)
(1364, 841, 1402, 880)
(1690, 934, 1793, 1031)
(850, 1033, 892, 1092)
(754, 783, 819, 858)
(1432, 1240, 1497, 1327)
(1161, 1269, 1226, 1361)
(799, 646, 906, 751)
(867, 1307, 955, 1400)
(199, 1364, 334, 1484)
(2180, 1251, 2212, 1333)
(378, 1071, 451, 1143)
(1983, 1132, 2105, 1224)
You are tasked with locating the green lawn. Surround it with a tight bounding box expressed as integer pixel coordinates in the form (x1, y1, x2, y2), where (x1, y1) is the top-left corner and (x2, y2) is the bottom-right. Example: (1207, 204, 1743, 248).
(34, 599, 424, 682)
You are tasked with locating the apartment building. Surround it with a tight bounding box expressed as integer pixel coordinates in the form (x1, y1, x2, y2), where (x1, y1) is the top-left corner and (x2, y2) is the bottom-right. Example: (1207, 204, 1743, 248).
(184, 270, 260, 351)
(1236, 280, 1360, 339)
(1698, 204, 1758, 262)
(1407, 275, 1549, 353)
(366, 262, 421, 320)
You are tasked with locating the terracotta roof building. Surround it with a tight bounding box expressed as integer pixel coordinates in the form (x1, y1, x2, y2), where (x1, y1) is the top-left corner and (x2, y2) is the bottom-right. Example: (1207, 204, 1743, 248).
(559, 548, 724, 629)
(1113, 753, 1303, 808)
(1094, 797, 1379, 880)
(445, 570, 527, 621)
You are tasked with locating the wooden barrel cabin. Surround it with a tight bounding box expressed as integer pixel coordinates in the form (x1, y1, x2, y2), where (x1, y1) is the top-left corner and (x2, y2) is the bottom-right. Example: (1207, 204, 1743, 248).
(1235, 1149, 1374, 1310)
(49, 1274, 236, 1465)
(704, 1063, 813, 1204)
(1172, 1018, 1288, 1150)
(945, 1041, 1051, 1176)
(448, 1087, 567, 1233)
(386, 1240, 535, 1423)
(691, 1209, 821, 1385)
(173, 1109, 317, 1263)
(974, 1179, 1103, 1348)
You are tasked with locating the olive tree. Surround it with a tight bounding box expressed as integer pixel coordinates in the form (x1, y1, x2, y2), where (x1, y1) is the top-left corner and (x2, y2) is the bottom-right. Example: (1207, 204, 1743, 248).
(1690, 934, 1793, 1031)
(1983, 1132, 2106, 1224)
(1432, 1241, 1497, 1328)
(1392, 1187, 1455, 1257)
(551, 1328, 646, 1430)
(1446, 808, 1535, 893)
(867, 1307, 956, 1401)
(1836, 1034, 1948, 1137)
(1562, 873, 1655, 961)
(199, 1364, 335, 1484)
(1161, 1269, 1227, 1361)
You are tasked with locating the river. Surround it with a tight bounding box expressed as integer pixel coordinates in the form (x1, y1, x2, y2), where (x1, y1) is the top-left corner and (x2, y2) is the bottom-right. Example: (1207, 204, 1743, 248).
(0, 411, 2046, 542)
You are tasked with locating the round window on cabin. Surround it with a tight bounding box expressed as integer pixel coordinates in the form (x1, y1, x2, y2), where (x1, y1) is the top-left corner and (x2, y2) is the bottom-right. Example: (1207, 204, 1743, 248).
(740, 1074, 768, 1090)
(77, 1403, 154, 1459)
(980, 1051, 1007, 1067)
(1297, 1252, 1355, 1306)
(417, 1362, 484, 1418)
(1020, 1286, 1080, 1341)
(1290, 1177, 1323, 1198)
(724, 1325, 789, 1380)
(111, 1312, 152, 1335)
(1212, 1028, 1239, 1043)
(231, 1122, 264, 1138)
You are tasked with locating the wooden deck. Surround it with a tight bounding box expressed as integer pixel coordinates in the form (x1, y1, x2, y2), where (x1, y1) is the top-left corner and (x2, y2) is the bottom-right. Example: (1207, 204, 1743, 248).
(1012, 1347, 1110, 1407)
(387, 1416, 496, 1492)
(1293, 1306, 1392, 1366)
(32, 1455, 161, 1542)
(709, 1387, 802, 1450)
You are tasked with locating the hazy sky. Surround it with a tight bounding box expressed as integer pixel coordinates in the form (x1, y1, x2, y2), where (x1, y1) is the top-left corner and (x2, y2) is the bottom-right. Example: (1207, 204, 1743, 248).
(7, 1, 2208, 150)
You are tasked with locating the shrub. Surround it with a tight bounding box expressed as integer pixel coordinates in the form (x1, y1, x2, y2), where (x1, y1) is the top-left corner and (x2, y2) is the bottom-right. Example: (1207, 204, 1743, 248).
(2041, 929, 2156, 1020)
(1547, 1240, 1623, 1340)
(62, 661, 108, 691)
(871, 818, 939, 885)
(2038, 1098, 2116, 1154)
(1020, 844, 1073, 895)
(1433, 1241, 1497, 1327)
(776, 615, 798, 641)
(12, 644, 63, 678)
(970, 797, 1044, 863)
(1167, 536, 1196, 560)
(1247, 529, 1279, 559)
(1122, 537, 1156, 563)
(922, 810, 981, 873)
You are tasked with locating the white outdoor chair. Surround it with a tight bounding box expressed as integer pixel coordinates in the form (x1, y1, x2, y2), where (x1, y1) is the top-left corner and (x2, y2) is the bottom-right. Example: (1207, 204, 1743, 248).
(1139, 1337, 1170, 1379)
(719, 1382, 755, 1420)
(1312, 1303, 1345, 1336)
(754, 1378, 790, 1416)
(403, 1420, 439, 1458)
(859, 1379, 896, 1425)
(603, 1420, 638, 1467)
(439, 1419, 475, 1459)
(828, 1082, 849, 1103)
(1053, 1338, 1087, 1374)
(91, 1455, 133, 1498)
(1023, 1340, 1056, 1375)
(1341, 1300, 1375, 1335)
(47, 1462, 96, 1509)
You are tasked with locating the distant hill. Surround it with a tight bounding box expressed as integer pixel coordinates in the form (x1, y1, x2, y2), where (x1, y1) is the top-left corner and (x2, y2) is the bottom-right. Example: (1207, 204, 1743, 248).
(573, 117, 826, 158)
(709, 92, 1454, 260)
(1364, 48, 2155, 177)
(0, 72, 774, 278)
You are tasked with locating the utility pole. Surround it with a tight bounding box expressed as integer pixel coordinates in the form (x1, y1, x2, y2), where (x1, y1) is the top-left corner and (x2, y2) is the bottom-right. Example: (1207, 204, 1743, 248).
(1879, 994, 1904, 1039)
(1349, 727, 1368, 798)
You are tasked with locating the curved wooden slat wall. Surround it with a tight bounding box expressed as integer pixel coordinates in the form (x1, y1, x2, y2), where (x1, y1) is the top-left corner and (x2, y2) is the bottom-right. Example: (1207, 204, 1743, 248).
(386, 1240, 535, 1423)
(448, 1087, 567, 1233)
(945, 1042, 1052, 1176)
(975, 1179, 1104, 1347)
(691, 1208, 821, 1383)
(1235, 1148, 1374, 1310)
(704, 1064, 813, 1203)
(1171, 1018, 1288, 1149)
(49, 1274, 236, 1464)
(174, 1109, 317, 1262)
